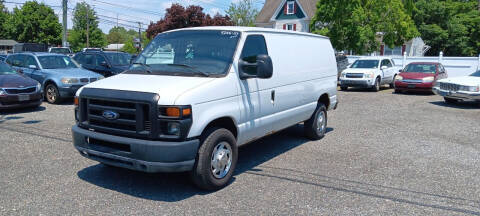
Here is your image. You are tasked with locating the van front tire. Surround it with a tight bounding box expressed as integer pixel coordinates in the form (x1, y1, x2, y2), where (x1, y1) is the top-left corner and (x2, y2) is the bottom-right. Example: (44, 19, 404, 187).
(191, 128, 238, 191)
(304, 103, 327, 140)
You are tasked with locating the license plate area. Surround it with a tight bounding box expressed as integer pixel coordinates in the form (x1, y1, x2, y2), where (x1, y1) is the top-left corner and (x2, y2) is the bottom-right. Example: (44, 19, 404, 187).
(408, 84, 416, 88)
(18, 94, 30, 101)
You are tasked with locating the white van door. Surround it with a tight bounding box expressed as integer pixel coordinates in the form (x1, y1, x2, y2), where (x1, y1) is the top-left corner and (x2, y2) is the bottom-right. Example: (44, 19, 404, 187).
(236, 34, 274, 143)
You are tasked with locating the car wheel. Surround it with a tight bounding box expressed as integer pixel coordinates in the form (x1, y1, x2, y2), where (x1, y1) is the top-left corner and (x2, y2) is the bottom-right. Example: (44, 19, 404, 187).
(340, 86, 348, 91)
(372, 77, 380, 92)
(45, 84, 62, 104)
(394, 89, 401, 94)
(304, 103, 327, 140)
(390, 75, 396, 88)
(444, 97, 459, 104)
(191, 127, 237, 191)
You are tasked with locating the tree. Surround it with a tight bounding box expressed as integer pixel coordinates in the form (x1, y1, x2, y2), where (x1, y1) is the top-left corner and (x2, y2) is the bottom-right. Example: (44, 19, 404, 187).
(226, 0, 259, 26)
(0, 0, 11, 39)
(413, 0, 480, 56)
(68, 2, 107, 52)
(6, 1, 62, 45)
(107, 26, 129, 44)
(310, 0, 418, 55)
(146, 4, 233, 39)
(121, 40, 137, 54)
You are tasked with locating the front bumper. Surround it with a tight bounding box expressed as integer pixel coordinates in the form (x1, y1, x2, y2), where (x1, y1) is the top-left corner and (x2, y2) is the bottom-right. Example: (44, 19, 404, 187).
(339, 78, 374, 88)
(72, 125, 199, 173)
(59, 85, 84, 98)
(395, 81, 433, 91)
(0, 92, 43, 109)
(433, 87, 480, 101)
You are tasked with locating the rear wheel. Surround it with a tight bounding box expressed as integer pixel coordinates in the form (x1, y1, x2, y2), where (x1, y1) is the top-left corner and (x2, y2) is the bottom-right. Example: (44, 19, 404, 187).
(304, 103, 327, 140)
(45, 84, 62, 104)
(340, 86, 348, 91)
(444, 97, 459, 104)
(191, 128, 237, 191)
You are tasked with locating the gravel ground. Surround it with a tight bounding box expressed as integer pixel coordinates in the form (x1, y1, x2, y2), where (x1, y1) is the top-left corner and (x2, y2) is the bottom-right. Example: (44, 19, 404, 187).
(0, 88, 479, 215)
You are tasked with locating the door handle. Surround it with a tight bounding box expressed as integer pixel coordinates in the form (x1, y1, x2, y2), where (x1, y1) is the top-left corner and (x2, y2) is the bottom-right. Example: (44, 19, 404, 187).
(271, 90, 275, 103)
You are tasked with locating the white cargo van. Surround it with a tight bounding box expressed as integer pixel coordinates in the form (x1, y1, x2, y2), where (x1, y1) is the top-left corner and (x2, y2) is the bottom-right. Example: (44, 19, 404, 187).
(72, 27, 338, 190)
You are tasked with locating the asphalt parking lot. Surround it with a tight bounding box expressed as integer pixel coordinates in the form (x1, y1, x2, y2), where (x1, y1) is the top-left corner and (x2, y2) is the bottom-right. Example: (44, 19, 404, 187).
(1, 88, 479, 215)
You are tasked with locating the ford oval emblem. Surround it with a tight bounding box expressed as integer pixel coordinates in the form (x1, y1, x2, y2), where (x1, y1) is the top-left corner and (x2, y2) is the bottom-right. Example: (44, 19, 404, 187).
(102, 110, 119, 120)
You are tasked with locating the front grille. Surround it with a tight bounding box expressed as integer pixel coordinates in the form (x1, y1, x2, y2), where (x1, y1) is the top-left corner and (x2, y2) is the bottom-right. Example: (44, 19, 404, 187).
(346, 73, 363, 78)
(82, 98, 152, 137)
(440, 83, 460, 91)
(4, 87, 36, 94)
(80, 78, 89, 83)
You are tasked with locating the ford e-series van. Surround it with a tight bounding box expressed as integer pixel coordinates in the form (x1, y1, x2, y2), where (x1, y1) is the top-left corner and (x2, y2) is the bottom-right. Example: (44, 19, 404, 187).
(72, 27, 338, 190)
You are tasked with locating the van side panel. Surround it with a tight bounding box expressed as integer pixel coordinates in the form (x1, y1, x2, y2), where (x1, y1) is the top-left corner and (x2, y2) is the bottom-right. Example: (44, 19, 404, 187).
(258, 32, 337, 133)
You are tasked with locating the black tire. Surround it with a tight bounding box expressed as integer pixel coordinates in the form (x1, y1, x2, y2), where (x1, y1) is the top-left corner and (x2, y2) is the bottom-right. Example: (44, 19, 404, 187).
(372, 77, 380, 92)
(304, 103, 327, 140)
(390, 75, 396, 88)
(191, 127, 238, 191)
(45, 84, 62, 104)
(394, 89, 401, 94)
(340, 86, 348, 91)
(444, 97, 459, 104)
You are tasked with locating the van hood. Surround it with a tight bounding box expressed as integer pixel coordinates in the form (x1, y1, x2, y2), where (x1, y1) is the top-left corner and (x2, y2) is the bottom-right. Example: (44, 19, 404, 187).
(437, 76, 480, 86)
(80, 74, 216, 104)
(343, 68, 376, 74)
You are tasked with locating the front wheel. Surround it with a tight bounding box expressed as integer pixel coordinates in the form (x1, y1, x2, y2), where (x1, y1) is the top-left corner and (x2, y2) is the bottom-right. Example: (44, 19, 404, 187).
(191, 128, 238, 191)
(45, 84, 62, 104)
(372, 77, 380, 92)
(390, 76, 396, 88)
(304, 103, 327, 140)
(340, 86, 348, 91)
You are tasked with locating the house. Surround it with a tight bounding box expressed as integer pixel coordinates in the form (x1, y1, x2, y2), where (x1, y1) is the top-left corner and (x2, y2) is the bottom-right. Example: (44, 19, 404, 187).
(255, 0, 318, 32)
(0, 40, 18, 54)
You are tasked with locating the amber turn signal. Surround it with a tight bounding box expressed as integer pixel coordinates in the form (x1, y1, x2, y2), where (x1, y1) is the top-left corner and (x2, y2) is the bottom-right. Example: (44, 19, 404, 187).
(182, 108, 191, 116)
(74, 96, 79, 106)
(166, 107, 181, 117)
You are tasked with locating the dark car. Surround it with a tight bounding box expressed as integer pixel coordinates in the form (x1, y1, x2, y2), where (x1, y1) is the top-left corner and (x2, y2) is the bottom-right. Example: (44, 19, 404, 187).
(394, 62, 448, 93)
(73, 51, 131, 77)
(13, 43, 48, 53)
(0, 54, 6, 62)
(0, 62, 43, 110)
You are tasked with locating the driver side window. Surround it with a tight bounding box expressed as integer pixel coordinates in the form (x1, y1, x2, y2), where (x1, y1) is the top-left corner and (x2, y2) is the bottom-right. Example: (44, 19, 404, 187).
(95, 55, 107, 67)
(240, 35, 268, 75)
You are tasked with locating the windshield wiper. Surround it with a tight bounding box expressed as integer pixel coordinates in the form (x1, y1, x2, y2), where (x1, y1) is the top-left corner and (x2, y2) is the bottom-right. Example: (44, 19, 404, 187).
(132, 62, 152, 74)
(167, 64, 210, 77)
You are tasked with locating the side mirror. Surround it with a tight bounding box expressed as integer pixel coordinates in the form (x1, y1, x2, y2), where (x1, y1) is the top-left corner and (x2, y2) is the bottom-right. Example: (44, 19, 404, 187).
(381, 66, 388, 70)
(238, 55, 273, 80)
(100, 61, 110, 68)
(28, 65, 38, 70)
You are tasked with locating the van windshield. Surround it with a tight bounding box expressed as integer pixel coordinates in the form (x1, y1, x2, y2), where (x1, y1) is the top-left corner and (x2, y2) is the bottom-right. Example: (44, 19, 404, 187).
(127, 30, 240, 77)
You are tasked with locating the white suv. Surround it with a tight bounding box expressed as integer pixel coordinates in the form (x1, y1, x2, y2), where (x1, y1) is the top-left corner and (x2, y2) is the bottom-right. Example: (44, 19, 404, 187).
(339, 57, 397, 91)
(71, 27, 338, 190)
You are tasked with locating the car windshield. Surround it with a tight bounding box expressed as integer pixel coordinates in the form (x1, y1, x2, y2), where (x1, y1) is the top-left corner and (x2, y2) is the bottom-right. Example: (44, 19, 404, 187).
(404, 64, 436, 73)
(470, 70, 480, 77)
(0, 63, 17, 75)
(50, 48, 71, 54)
(128, 30, 240, 76)
(351, 60, 379, 69)
(38, 56, 79, 69)
(105, 53, 130, 66)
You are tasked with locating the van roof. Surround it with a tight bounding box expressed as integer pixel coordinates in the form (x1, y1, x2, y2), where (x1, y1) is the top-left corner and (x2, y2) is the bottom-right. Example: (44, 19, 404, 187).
(163, 26, 329, 39)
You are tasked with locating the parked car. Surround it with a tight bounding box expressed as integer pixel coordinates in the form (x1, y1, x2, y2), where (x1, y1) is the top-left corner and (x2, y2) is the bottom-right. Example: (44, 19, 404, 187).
(73, 51, 131, 77)
(6, 53, 103, 104)
(0, 54, 6, 62)
(13, 43, 48, 53)
(49, 47, 74, 57)
(433, 70, 480, 104)
(339, 57, 397, 91)
(394, 62, 447, 93)
(336, 54, 349, 80)
(71, 27, 338, 190)
(0, 62, 43, 109)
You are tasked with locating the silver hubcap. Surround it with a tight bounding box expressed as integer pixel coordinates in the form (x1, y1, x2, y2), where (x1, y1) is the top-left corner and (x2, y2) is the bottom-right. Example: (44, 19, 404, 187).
(316, 111, 326, 133)
(47, 87, 56, 102)
(211, 142, 232, 179)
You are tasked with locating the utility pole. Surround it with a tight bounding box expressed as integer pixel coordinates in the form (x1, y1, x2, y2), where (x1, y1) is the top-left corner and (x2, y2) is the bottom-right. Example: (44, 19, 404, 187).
(86, 6, 89, 48)
(138, 22, 142, 53)
(62, 0, 67, 47)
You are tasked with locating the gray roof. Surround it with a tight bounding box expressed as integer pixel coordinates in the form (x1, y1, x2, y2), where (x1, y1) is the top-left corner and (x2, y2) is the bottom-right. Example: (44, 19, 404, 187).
(0, 40, 18, 46)
(255, 0, 319, 24)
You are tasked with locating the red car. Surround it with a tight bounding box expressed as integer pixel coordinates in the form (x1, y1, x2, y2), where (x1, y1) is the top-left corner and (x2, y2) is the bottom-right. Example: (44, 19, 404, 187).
(394, 62, 448, 93)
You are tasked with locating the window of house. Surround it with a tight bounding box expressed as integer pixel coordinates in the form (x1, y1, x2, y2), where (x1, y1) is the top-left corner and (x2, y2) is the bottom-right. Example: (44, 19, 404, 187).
(287, 24, 294, 31)
(240, 35, 268, 75)
(287, 1, 295, 14)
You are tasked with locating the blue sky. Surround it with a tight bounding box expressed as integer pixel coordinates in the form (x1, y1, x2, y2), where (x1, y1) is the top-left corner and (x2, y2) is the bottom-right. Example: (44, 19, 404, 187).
(5, 0, 265, 33)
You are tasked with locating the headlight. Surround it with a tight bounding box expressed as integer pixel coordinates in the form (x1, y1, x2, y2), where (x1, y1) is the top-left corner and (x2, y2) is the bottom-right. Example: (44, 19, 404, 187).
(467, 86, 480, 92)
(158, 106, 192, 118)
(167, 122, 181, 136)
(36, 83, 42, 92)
(98, 76, 105, 80)
(395, 75, 403, 81)
(61, 78, 79, 84)
(0, 89, 6, 96)
(422, 76, 435, 83)
(434, 82, 440, 88)
(364, 71, 375, 79)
